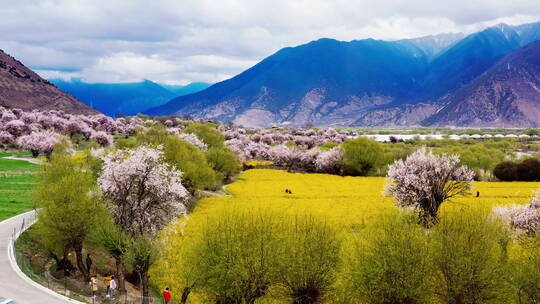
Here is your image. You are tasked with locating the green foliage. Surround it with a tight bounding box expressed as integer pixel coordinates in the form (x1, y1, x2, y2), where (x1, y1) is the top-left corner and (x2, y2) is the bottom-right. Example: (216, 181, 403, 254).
(512, 236, 540, 304)
(33, 151, 106, 278)
(188, 209, 281, 304)
(342, 137, 384, 176)
(494, 158, 540, 181)
(125, 235, 158, 277)
(439, 144, 505, 173)
(344, 213, 433, 304)
(115, 137, 137, 149)
(206, 146, 241, 181)
(135, 125, 170, 146)
(183, 123, 225, 149)
(162, 135, 217, 192)
(135, 126, 218, 192)
(431, 210, 513, 304)
(276, 215, 341, 304)
(494, 161, 518, 181)
(516, 158, 540, 181)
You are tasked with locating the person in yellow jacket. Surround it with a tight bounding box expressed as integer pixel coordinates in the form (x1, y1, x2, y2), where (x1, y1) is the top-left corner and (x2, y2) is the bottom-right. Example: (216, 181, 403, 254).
(102, 273, 113, 298)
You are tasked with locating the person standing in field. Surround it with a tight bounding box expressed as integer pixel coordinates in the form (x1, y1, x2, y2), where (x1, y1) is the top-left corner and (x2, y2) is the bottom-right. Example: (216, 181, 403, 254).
(103, 273, 112, 298)
(109, 276, 117, 299)
(90, 275, 98, 298)
(163, 287, 172, 304)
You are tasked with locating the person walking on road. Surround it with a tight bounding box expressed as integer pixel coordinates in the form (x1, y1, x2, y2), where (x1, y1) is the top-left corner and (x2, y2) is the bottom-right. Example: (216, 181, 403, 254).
(90, 275, 98, 298)
(163, 287, 172, 304)
(109, 276, 117, 299)
(103, 273, 112, 298)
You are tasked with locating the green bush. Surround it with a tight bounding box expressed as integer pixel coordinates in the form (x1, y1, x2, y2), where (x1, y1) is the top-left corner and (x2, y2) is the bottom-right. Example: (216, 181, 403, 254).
(343, 213, 433, 304)
(188, 209, 281, 304)
(206, 147, 241, 181)
(341, 137, 384, 176)
(276, 215, 341, 304)
(494, 161, 518, 181)
(516, 158, 540, 181)
(162, 136, 217, 192)
(183, 123, 225, 149)
(115, 137, 137, 149)
(512, 236, 540, 304)
(135, 125, 170, 146)
(431, 210, 512, 304)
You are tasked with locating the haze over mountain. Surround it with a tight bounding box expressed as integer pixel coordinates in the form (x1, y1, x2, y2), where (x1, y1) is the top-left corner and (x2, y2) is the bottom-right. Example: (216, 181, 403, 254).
(51, 79, 210, 116)
(0, 49, 96, 115)
(147, 21, 540, 127)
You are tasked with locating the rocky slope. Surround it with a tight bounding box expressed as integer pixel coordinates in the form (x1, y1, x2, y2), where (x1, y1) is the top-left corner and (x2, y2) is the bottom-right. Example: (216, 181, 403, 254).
(0, 49, 97, 114)
(423, 41, 540, 127)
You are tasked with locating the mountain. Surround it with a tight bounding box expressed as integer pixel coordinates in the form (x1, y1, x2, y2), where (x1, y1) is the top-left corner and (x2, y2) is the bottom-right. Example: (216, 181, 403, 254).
(423, 41, 540, 127)
(147, 21, 540, 127)
(161, 82, 211, 96)
(148, 38, 429, 126)
(0, 49, 96, 114)
(50, 79, 210, 116)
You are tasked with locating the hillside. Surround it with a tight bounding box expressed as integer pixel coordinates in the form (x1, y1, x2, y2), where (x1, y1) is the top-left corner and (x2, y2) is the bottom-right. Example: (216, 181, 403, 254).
(0, 50, 97, 114)
(424, 41, 540, 127)
(146, 21, 540, 127)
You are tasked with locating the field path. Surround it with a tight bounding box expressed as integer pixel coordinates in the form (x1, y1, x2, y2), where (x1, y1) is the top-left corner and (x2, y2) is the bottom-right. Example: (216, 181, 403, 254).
(0, 211, 83, 304)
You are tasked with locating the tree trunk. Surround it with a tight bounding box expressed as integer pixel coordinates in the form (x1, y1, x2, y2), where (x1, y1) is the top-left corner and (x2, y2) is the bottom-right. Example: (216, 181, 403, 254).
(115, 258, 126, 293)
(180, 287, 191, 304)
(74, 244, 89, 281)
(141, 271, 149, 304)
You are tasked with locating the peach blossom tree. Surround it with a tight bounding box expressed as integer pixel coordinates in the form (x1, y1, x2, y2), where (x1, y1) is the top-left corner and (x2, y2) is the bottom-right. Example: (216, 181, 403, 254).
(386, 147, 475, 226)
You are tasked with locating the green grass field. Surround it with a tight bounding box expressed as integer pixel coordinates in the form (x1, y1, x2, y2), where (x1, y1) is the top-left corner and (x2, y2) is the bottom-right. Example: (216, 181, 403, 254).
(0, 153, 40, 221)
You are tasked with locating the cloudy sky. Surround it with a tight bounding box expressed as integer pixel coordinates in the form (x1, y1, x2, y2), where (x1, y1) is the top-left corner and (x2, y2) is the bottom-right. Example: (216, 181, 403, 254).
(1, 0, 539, 85)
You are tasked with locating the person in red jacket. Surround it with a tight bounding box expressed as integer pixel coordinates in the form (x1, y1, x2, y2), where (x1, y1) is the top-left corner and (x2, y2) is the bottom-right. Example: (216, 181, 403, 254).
(163, 287, 172, 304)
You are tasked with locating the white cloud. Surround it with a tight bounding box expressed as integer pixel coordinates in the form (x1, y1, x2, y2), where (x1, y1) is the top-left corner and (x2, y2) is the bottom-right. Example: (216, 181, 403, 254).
(2, 0, 540, 83)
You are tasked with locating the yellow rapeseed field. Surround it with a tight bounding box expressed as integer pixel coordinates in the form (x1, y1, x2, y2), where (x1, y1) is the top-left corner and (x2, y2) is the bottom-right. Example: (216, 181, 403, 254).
(151, 169, 539, 303)
(188, 169, 538, 231)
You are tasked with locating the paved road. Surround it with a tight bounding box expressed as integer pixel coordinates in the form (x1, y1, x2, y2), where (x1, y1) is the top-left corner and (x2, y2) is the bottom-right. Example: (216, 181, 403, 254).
(0, 211, 82, 304)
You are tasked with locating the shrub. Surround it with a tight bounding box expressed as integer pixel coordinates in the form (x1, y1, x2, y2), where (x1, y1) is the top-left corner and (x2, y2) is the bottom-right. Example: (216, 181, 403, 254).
(341, 137, 384, 176)
(431, 211, 512, 304)
(206, 146, 241, 181)
(494, 161, 518, 181)
(276, 215, 341, 304)
(162, 136, 217, 192)
(344, 213, 433, 304)
(512, 236, 540, 304)
(188, 209, 281, 304)
(517, 158, 540, 181)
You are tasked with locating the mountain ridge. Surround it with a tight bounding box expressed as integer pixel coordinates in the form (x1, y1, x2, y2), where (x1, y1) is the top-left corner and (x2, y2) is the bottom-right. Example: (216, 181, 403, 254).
(146, 21, 540, 127)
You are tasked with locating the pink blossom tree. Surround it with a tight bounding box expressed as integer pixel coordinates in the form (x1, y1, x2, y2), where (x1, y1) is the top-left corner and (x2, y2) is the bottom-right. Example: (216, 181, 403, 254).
(98, 146, 189, 301)
(493, 196, 540, 235)
(386, 147, 475, 226)
(315, 147, 343, 173)
(98, 145, 189, 236)
(0, 131, 14, 145)
(16, 130, 62, 158)
(179, 133, 208, 152)
(91, 131, 114, 147)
